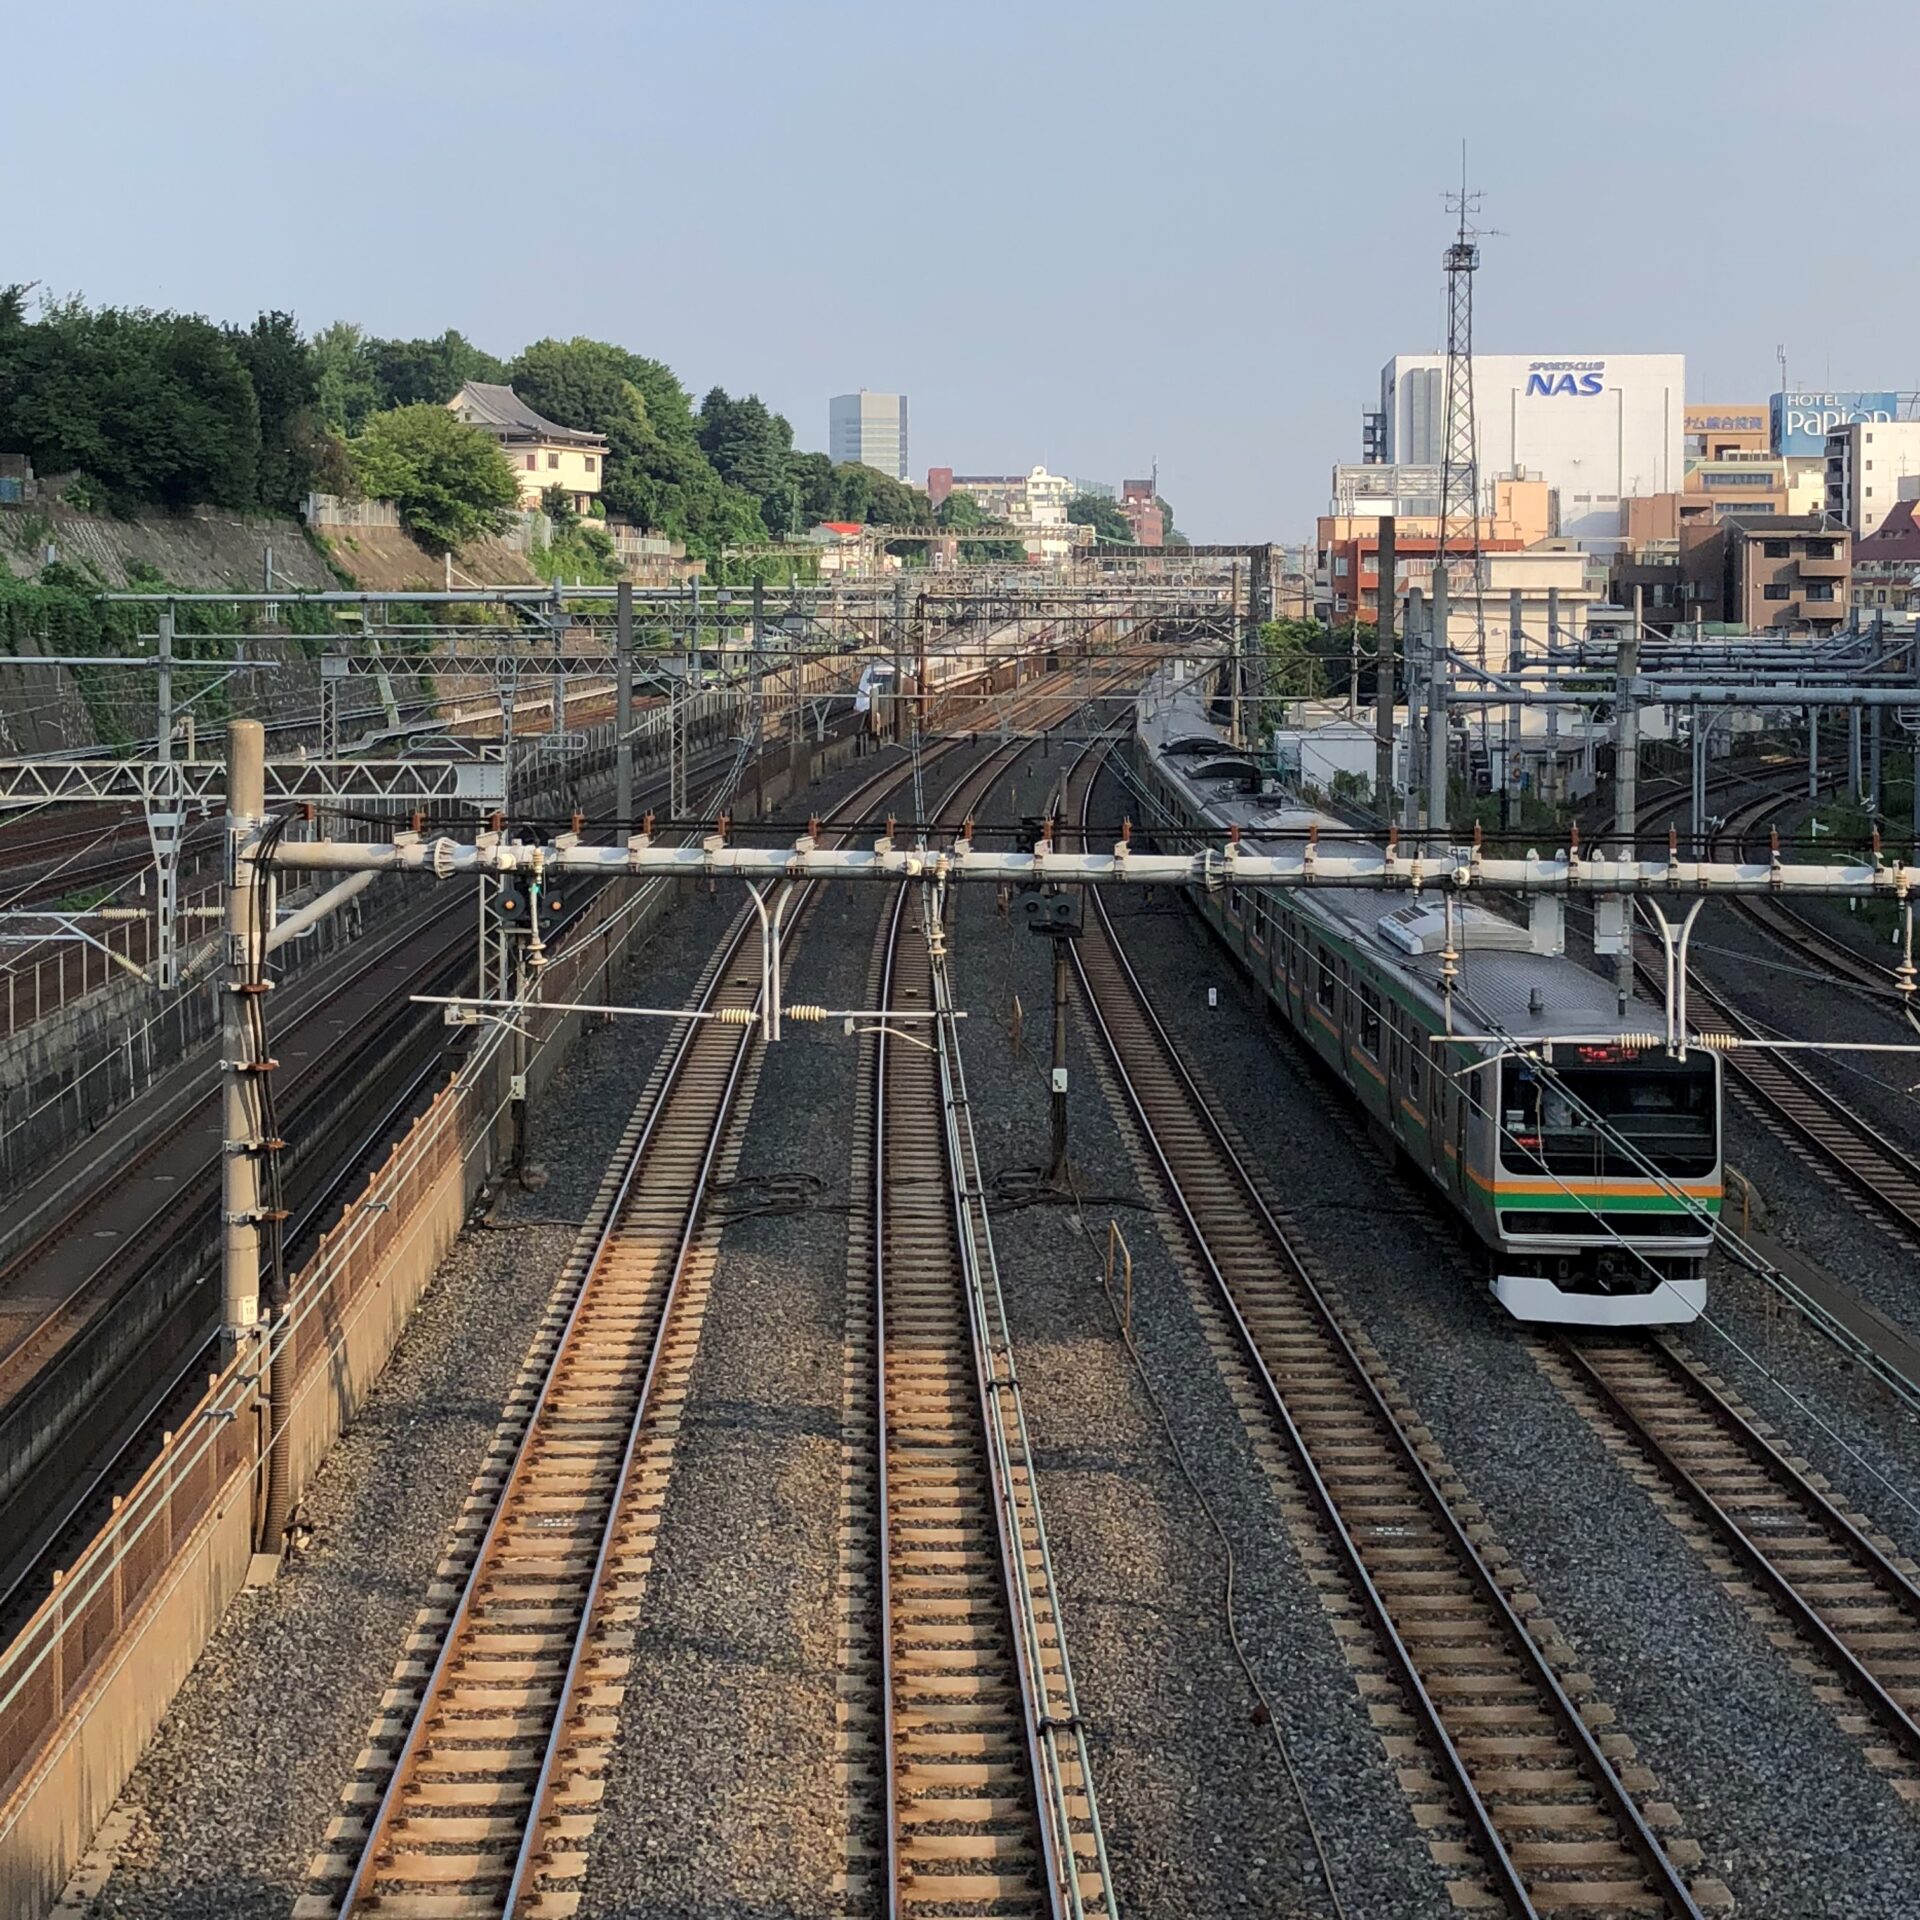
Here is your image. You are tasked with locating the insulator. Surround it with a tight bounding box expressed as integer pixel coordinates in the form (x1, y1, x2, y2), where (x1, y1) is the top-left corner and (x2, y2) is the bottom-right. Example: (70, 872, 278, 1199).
(1695, 1032, 1740, 1051)
(712, 1006, 757, 1026)
(785, 1003, 827, 1022)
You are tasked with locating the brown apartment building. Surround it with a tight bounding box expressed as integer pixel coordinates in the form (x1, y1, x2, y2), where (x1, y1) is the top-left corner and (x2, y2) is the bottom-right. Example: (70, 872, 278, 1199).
(1718, 516, 1851, 633)
(1612, 514, 1851, 634)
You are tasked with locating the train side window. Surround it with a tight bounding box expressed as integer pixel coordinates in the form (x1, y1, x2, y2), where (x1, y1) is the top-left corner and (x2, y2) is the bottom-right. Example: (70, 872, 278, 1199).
(1409, 1045, 1424, 1102)
(1315, 951, 1336, 1010)
(1358, 984, 1381, 1055)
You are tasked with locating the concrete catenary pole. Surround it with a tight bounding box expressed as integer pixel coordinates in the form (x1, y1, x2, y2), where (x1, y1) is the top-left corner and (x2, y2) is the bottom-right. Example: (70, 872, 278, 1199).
(615, 580, 634, 834)
(1375, 517, 1397, 815)
(222, 719, 267, 1353)
(1402, 587, 1425, 833)
(1505, 587, 1524, 828)
(1613, 620, 1640, 1005)
(892, 577, 910, 746)
(1426, 564, 1450, 837)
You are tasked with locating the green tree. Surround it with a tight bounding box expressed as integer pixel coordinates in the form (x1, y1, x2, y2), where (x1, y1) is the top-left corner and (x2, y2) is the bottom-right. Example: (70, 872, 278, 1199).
(1156, 495, 1186, 546)
(506, 338, 768, 560)
(936, 489, 1023, 562)
(350, 405, 519, 551)
(696, 388, 793, 506)
(1065, 491, 1132, 544)
(367, 329, 505, 408)
(229, 310, 319, 514)
(2, 299, 260, 509)
(311, 321, 383, 434)
(1258, 618, 1331, 700)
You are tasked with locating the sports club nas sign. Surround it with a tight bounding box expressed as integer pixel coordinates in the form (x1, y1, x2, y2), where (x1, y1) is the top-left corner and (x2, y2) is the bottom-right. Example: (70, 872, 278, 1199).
(1525, 360, 1606, 397)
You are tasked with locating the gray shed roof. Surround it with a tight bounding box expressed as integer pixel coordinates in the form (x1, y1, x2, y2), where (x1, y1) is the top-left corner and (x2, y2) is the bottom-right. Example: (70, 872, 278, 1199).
(450, 382, 607, 450)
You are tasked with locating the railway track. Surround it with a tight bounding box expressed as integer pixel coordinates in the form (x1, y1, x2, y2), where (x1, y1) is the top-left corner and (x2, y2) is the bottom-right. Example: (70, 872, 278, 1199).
(861, 749, 1115, 1917)
(1609, 780, 1920, 1254)
(1708, 783, 1906, 1002)
(1067, 745, 1708, 1919)
(304, 670, 1132, 1919)
(1546, 1331, 1920, 1799)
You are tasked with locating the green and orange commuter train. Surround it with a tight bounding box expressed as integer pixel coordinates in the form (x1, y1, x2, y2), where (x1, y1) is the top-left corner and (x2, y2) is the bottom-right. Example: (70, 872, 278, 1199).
(1131, 687, 1719, 1327)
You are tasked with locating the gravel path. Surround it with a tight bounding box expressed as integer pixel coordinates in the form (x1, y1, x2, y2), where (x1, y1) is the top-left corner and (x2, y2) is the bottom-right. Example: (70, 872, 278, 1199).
(1099, 765, 1920, 1919)
(74, 880, 739, 1919)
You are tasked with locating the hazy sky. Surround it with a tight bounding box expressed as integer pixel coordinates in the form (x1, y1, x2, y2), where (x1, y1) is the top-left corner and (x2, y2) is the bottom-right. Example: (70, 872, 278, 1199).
(10, 1, 1918, 541)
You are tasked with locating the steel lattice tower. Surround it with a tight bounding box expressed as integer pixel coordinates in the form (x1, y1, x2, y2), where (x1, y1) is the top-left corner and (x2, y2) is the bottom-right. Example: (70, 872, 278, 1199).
(1435, 175, 1485, 655)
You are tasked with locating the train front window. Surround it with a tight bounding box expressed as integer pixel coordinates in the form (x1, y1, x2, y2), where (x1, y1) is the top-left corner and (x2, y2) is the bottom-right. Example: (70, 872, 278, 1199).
(1500, 1055, 1716, 1178)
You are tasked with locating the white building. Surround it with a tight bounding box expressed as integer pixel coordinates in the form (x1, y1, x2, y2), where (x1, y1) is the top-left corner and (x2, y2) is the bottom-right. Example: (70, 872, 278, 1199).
(829, 391, 909, 480)
(1376, 353, 1685, 548)
(1824, 421, 1920, 539)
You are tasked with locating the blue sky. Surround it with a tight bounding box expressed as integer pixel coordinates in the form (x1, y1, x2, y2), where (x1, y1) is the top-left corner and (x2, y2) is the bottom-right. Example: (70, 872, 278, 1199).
(9, 0, 1917, 539)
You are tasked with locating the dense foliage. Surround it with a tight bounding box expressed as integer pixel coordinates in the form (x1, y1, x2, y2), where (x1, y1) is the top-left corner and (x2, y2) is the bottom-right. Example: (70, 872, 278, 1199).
(0, 289, 1142, 569)
(935, 489, 1025, 562)
(349, 405, 520, 552)
(1065, 491, 1133, 545)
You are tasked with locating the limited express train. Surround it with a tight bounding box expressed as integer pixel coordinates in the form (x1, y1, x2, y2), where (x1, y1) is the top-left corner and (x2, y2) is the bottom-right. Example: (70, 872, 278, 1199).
(1129, 669, 1720, 1327)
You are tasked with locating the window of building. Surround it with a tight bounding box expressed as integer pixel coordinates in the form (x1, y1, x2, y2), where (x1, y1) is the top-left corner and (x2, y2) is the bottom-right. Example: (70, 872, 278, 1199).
(547, 451, 560, 469)
(1763, 584, 1791, 600)
(1806, 583, 1836, 602)
(1333, 555, 1350, 576)
(584, 455, 597, 473)
(525, 454, 536, 471)
(1763, 539, 1790, 557)
(1807, 540, 1837, 557)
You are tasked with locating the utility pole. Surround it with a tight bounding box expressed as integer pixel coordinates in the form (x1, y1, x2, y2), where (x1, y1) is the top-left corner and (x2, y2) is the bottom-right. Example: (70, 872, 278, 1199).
(1403, 587, 1426, 832)
(1228, 560, 1243, 749)
(1503, 587, 1524, 828)
(1613, 622, 1640, 1005)
(149, 608, 184, 990)
(892, 577, 910, 747)
(1375, 517, 1397, 817)
(222, 718, 268, 1357)
(1546, 586, 1562, 800)
(1426, 565, 1450, 836)
(615, 580, 634, 834)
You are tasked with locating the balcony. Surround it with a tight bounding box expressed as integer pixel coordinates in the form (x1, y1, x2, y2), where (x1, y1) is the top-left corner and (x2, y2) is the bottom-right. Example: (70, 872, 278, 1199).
(1798, 552, 1848, 579)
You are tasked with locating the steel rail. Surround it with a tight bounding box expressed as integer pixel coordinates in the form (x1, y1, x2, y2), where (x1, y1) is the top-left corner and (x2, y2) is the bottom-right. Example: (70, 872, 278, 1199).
(335, 675, 1111, 1917)
(1559, 1334, 1920, 1768)
(1065, 740, 1703, 1920)
(927, 901, 1115, 1916)
(338, 730, 937, 1916)
(332, 899, 760, 1917)
(869, 696, 1131, 1918)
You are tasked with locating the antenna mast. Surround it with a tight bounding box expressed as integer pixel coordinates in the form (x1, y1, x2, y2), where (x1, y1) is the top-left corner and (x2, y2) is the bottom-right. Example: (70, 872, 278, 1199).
(1437, 155, 1485, 660)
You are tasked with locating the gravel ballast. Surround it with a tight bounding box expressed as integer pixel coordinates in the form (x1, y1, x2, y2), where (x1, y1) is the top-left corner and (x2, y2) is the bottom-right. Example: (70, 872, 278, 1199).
(70, 871, 738, 1918)
(937, 736, 1451, 1920)
(1100, 781, 1920, 1918)
(576, 859, 879, 1918)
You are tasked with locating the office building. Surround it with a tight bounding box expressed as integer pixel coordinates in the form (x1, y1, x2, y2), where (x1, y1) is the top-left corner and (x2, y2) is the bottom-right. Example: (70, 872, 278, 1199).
(829, 391, 908, 480)
(1824, 420, 1920, 539)
(1374, 353, 1685, 546)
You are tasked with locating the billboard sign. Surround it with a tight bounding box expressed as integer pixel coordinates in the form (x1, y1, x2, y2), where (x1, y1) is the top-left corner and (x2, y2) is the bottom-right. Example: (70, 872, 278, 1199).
(1524, 359, 1606, 397)
(1772, 390, 1897, 456)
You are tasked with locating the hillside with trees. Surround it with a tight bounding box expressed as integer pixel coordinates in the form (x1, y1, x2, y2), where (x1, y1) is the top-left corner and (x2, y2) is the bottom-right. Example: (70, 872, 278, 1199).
(0, 290, 944, 573)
